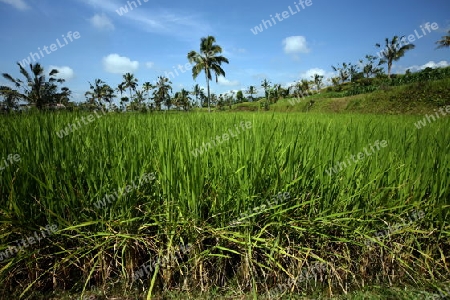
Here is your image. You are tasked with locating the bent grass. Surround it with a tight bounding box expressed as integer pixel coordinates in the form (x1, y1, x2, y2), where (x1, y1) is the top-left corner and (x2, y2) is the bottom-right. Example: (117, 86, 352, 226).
(0, 112, 448, 299)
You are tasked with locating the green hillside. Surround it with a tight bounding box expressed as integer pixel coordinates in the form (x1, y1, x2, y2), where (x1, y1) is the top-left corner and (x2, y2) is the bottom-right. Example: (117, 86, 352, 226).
(230, 67, 450, 115)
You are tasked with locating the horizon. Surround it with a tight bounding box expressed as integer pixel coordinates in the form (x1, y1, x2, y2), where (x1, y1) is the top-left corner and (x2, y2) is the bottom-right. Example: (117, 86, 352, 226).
(0, 0, 449, 104)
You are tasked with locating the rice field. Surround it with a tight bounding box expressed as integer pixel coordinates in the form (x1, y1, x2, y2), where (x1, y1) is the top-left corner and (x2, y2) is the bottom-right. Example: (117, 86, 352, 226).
(0, 111, 449, 299)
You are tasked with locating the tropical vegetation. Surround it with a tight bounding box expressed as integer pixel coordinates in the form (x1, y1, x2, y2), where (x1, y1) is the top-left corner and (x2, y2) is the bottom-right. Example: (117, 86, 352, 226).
(0, 34, 449, 300)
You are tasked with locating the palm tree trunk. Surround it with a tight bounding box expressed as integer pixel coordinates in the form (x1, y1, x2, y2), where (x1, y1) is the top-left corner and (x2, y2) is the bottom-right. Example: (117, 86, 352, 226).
(388, 61, 392, 78)
(205, 71, 211, 113)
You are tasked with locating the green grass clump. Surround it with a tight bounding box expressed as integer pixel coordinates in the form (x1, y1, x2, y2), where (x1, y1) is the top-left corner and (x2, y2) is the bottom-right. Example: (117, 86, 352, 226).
(0, 112, 448, 299)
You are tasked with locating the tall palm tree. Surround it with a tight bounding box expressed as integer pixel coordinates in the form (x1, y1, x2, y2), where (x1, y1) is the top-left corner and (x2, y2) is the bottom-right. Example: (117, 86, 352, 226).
(153, 76, 172, 111)
(246, 85, 257, 102)
(436, 30, 450, 49)
(122, 73, 138, 100)
(376, 36, 415, 78)
(2, 63, 61, 110)
(187, 36, 229, 112)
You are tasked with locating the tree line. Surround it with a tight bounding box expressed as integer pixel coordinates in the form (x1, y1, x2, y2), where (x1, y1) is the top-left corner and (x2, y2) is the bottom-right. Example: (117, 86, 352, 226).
(1, 31, 449, 113)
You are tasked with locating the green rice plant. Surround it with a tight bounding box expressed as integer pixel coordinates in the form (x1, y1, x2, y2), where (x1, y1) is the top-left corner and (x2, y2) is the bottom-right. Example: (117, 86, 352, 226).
(0, 111, 448, 299)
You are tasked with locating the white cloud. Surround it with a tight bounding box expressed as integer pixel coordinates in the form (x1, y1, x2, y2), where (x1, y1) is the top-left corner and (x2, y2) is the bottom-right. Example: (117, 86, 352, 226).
(0, 0, 29, 10)
(145, 62, 155, 69)
(217, 76, 240, 87)
(407, 60, 449, 71)
(300, 68, 325, 79)
(281, 68, 335, 90)
(77, 0, 212, 40)
(89, 13, 115, 30)
(299, 68, 335, 81)
(102, 54, 139, 74)
(49, 66, 75, 80)
(283, 36, 310, 54)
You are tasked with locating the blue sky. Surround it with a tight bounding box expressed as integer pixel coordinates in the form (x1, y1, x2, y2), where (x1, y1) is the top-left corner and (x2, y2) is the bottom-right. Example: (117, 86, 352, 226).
(0, 0, 449, 102)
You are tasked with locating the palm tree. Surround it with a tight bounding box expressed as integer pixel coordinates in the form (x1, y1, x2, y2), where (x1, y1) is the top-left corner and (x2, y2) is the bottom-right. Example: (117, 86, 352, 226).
(102, 84, 116, 110)
(59, 87, 71, 105)
(116, 82, 128, 111)
(376, 36, 415, 78)
(246, 85, 257, 102)
(261, 79, 271, 107)
(187, 36, 229, 113)
(0, 86, 21, 112)
(134, 90, 145, 110)
(192, 84, 202, 107)
(227, 90, 235, 109)
(199, 90, 207, 107)
(2, 63, 62, 110)
(174, 89, 192, 111)
(153, 76, 172, 111)
(312, 74, 324, 91)
(436, 30, 450, 49)
(300, 79, 310, 93)
(361, 55, 384, 78)
(330, 77, 340, 88)
(236, 90, 244, 103)
(122, 73, 138, 100)
(117, 82, 125, 97)
(281, 86, 292, 98)
(273, 84, 283, 102)
(86, 79, 106, 108)
(331, 63, 350, 84)
(142, 82, 153, 106)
